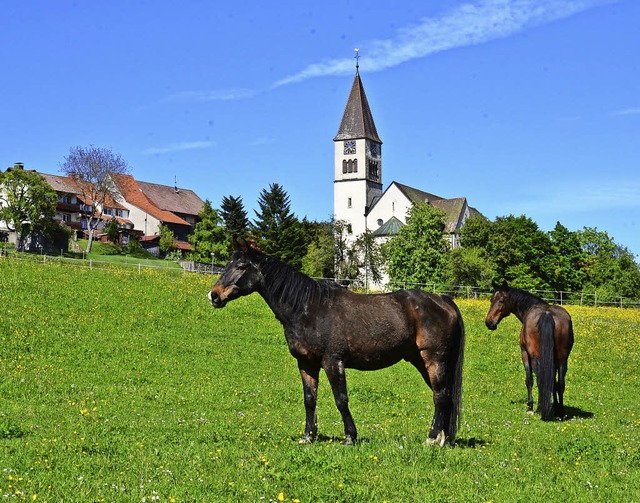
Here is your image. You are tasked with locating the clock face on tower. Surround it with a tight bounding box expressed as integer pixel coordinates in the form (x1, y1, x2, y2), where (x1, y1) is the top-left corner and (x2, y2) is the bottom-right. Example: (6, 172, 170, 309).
(343, 140, 356, 155)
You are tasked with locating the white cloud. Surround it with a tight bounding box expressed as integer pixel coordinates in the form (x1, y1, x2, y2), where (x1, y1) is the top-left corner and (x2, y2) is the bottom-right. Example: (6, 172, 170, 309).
(274, 0, 614, 87)
(142, 141, 214, 155)
(613, 107, 640, 117)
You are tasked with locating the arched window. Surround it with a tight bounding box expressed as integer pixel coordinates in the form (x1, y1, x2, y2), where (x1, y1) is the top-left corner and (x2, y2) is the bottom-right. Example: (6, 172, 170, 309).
(342, 160, 347, 174)
(353, 159, 358, 173)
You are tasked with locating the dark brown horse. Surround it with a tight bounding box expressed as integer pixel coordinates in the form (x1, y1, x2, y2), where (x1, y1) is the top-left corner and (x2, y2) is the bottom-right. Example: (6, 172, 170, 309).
(485, 282, 574, 420)
(208, 240, 465, 445)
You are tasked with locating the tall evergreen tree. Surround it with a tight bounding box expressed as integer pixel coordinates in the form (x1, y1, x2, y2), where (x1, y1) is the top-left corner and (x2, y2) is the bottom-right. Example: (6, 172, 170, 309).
(188, 200, 228, 263)
(251, 183, 306, 269)
(220, 195, 249, 241)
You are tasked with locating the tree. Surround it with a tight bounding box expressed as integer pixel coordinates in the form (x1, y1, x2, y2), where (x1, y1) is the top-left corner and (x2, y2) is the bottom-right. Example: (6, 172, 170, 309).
(352, 230, 386, 290)
(385, 203, 450, 286)
(577, 227, 640, 301)
(60, 145, 129, 253)
(447, 246, 496, 290)
(188, 200, 228, 263)
(0, 165, 57, 251)
(103, 217, 120, 243)
(159, 224, 175, 255)
(251, 183, 306, 269)
(548, 222, 585, 292)
(220, 195, 249, 241)
(301, 220, 334, 278)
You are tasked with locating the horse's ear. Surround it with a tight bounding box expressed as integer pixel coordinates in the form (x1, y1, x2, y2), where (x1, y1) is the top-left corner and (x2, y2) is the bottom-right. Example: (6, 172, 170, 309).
(491, 279, 509, 291)
(232, 237, 251, 252)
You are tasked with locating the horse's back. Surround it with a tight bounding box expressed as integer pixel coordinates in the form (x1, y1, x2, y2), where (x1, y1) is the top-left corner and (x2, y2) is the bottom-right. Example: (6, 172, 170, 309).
(523, 304, 573, 361)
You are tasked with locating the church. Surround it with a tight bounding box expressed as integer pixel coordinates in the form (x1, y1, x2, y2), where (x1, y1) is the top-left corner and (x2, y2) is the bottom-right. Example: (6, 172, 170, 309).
(333, 66, 481, 250)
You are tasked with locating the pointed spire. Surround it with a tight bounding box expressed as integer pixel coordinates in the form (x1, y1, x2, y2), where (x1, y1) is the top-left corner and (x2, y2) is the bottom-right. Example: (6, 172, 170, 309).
(334, 55, 382, 143)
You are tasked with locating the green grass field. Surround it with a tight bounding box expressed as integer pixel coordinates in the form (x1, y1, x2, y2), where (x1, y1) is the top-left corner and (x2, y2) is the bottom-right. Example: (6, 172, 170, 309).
(1, 257, 638, 502)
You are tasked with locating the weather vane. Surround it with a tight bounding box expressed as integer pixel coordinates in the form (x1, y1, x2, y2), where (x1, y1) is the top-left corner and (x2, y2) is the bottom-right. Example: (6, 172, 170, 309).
(354, 48, 360, 71)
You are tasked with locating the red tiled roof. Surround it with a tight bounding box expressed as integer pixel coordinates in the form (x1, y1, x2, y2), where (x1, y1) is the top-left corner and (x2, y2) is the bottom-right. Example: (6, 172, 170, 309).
(112, 174, 191, 226)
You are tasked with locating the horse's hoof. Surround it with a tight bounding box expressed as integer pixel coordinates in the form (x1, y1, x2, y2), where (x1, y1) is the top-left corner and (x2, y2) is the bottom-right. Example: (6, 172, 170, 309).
(426, 430, 447, 447)
(298, 435, 314, 444)
(341, 435, 356, 446)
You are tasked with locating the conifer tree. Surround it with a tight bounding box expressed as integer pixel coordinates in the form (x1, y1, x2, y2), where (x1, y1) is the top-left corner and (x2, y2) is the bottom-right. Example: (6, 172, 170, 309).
(251, 183, 306, 269)
(220, 195, 249, 241)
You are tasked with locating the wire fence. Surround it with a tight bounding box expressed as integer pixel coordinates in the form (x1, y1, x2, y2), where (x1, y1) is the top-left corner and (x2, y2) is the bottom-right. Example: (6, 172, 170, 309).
(3, 251, 639, 309)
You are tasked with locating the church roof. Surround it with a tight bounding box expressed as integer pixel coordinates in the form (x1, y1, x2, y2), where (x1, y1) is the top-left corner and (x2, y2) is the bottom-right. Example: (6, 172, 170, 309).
(372, 216, 404, 237)
(394, 182, 443, 205)
(334, 71, 382, 143)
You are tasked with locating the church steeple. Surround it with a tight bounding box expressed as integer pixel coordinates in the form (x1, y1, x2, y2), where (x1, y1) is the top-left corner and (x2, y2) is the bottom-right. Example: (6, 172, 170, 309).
(334, 70, 382, 144)
(333, 59, 383, 239)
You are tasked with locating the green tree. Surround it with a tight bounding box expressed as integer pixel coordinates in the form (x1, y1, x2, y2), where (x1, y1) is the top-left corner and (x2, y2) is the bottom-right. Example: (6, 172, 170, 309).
(385, 203, 449, 286)
(220, 195, 249, 241)
(447, 246, 496, 290)
(188, 200, 228, 264)
(488, 215, 553, 290)
(548, 222, 585, 292)
(251, 183, 306, 269)
(301, 220, 335, 278)
(159, 224, 175, 255)
(577, 227, 640, 301)
(0, 164, 57, 251)
(60, 145, 129, 253)
(352, 229, 386, 290)
(103, 217, 119, 243)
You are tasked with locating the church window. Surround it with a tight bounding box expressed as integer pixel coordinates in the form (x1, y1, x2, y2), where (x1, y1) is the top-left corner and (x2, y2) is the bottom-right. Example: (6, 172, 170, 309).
(342, 160, 347, 174)
(377, 219, 383, 226)
(353, 159, 357, 173)
(347, 160, 353, 173)
(347, 197, 352, 208)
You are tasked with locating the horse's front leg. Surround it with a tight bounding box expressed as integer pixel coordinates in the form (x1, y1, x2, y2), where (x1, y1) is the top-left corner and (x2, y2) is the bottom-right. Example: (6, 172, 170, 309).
(324, 360, 357, 445)
(521, 349, 534, 414)
(298, 360, 320, 443)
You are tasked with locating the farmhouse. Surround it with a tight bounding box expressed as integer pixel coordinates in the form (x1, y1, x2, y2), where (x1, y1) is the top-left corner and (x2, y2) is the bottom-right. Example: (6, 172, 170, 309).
(1, 162, 204, 253)
(333, 68, 482, 249)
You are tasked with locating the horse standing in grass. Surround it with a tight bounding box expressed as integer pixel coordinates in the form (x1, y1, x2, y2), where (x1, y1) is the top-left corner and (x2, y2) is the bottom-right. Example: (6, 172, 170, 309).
(209, 240, 466, 445)
(485, 282, 574, 420)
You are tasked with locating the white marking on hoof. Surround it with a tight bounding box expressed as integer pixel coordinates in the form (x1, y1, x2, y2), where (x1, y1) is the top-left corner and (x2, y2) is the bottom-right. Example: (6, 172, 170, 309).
(426, 430, 447, 447)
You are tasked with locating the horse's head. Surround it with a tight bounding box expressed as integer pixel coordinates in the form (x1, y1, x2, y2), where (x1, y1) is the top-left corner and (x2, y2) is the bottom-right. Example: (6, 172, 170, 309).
(208, 240, 261, 308)
(485, 281, 512, 330)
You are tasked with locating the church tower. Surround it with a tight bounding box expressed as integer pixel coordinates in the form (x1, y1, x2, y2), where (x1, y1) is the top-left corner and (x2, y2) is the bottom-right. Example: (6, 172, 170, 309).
(333, 65, 383, 239)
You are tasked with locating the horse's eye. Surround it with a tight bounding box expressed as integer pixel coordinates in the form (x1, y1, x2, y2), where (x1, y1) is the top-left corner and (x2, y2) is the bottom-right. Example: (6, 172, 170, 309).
(237, 261, 250, 270)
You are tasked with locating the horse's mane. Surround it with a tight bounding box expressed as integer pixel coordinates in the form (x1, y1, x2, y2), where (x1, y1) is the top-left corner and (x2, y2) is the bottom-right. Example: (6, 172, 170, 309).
(251, 249, 336, 312)
(507, 286, 547, 309)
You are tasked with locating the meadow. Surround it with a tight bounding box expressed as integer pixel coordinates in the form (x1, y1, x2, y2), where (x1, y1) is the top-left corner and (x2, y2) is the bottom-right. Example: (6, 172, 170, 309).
(1, 257, 639, 502)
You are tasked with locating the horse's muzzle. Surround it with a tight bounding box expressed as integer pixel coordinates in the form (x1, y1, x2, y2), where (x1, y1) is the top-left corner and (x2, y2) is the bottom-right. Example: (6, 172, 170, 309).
(208, 290, 226, 308)
(485, 319, 498, 330)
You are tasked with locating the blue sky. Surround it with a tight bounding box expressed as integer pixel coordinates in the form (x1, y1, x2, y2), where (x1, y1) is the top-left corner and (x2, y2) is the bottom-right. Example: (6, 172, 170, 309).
(2, 0, 639, 258)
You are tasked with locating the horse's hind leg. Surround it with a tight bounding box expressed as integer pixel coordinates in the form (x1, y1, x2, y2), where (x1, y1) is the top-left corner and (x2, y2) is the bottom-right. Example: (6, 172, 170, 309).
(522, 350, 534, 414)
(555, 361, 568, 418)
(409, 353, 450, 446)
(298, 361, 320, 443)
(324, 360, 357, 445)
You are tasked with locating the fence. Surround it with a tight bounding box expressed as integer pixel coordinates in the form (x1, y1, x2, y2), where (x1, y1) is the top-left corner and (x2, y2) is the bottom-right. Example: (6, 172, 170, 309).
(3, 252, 639, 309)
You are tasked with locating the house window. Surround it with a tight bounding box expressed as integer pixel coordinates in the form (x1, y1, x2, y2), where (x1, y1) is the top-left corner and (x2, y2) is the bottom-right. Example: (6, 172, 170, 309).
(115, 209, 123, 217)
(104, 208, 112, 216)
(63, 214, 71, 222)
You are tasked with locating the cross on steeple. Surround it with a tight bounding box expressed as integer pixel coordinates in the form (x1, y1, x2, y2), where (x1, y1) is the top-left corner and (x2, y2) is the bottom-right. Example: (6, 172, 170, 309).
(354, 48, 360, 72)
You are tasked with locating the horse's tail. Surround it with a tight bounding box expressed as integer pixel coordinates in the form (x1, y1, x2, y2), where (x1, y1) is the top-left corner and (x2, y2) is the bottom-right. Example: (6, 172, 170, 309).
(537, 312, 555, 420)
(447, 299, 466, 442)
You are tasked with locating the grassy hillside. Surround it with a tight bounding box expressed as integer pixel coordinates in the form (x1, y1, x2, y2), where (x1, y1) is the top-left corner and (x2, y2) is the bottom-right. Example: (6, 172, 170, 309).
(1, 258, 638, 502)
